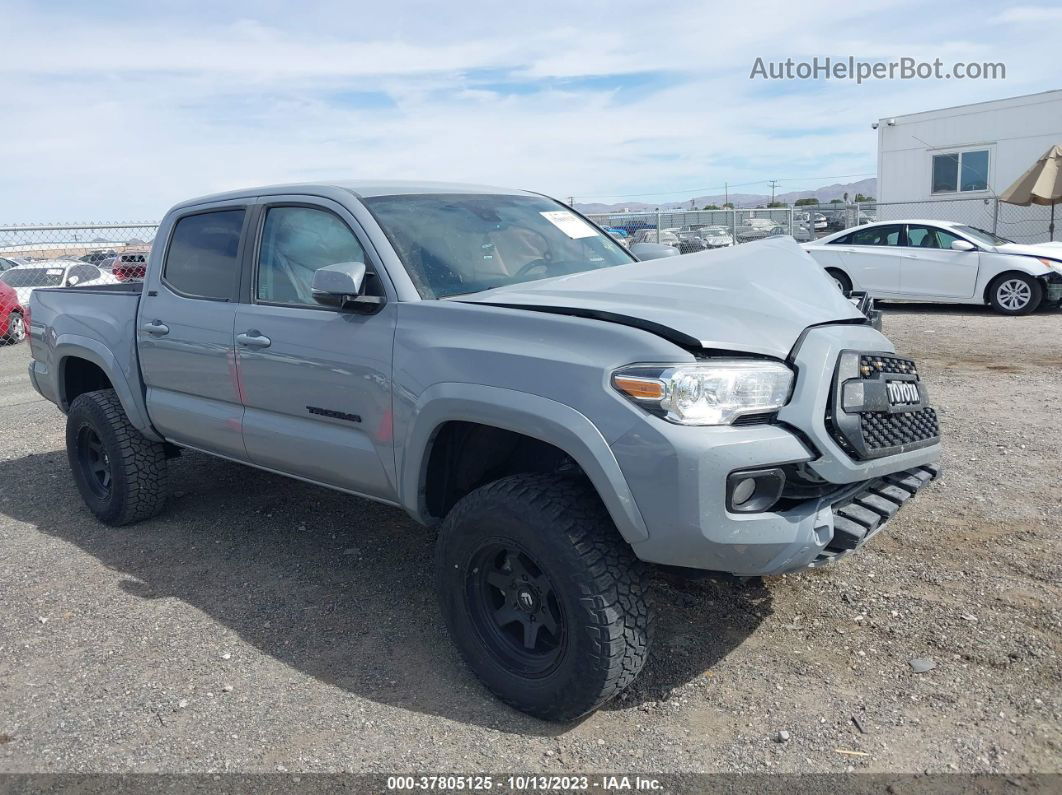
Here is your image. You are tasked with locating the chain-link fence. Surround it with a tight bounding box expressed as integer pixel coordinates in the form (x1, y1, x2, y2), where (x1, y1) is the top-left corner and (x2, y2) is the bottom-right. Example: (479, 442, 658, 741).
(0, 223, 158, 345)
(0, 199, 1057, 347)
(586, 196, 1058, 251)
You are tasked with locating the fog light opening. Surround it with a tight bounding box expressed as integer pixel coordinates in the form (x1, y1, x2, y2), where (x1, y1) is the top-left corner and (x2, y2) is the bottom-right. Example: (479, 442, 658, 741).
(726, 468, 787, 513)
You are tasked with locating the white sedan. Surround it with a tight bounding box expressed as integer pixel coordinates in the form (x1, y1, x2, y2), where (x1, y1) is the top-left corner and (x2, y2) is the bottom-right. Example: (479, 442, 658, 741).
(802, 220, 1062, 315)
(0, 260, 119, 306)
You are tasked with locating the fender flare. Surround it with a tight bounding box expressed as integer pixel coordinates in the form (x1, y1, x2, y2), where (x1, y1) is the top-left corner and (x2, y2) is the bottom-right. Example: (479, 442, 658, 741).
(54, 334, 163, 442)
(399, 383, 649, 543)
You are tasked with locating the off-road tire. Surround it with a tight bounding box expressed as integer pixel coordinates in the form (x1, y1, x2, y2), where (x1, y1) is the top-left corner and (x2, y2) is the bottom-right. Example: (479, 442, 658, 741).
(988, 273, 1042, 315)
(435, 473, 653, 721)
(66, 389, 168, 525)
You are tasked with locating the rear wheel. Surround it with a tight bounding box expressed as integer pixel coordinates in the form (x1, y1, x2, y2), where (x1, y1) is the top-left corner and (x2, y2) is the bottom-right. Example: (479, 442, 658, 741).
(2, 311, 25, 344)
(436, 473, 653, 721)
(66, 389, 168, 525)
(826, 268, 852, 294)
(988, 273, 1042, 315)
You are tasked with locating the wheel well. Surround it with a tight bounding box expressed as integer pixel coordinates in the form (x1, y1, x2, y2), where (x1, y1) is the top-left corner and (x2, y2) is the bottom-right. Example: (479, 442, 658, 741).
(983, 270, 1036, 303)
(825, 267, 852, 289)
(423, 421, 583, 519)
(61, 357, 113, 409)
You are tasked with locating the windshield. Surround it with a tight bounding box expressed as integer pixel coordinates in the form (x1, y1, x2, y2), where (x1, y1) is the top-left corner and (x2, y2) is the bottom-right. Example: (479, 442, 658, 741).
(362, 194, 634, 298)
(0, 267, 65, 287)
(954, 225, 1012, 246)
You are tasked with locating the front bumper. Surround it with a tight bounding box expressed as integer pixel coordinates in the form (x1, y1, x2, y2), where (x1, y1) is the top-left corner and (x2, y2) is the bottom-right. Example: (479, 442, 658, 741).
(809, 462, 939, 567)
(1042, 272, 1062, 305)
(616, 323, 941, 576)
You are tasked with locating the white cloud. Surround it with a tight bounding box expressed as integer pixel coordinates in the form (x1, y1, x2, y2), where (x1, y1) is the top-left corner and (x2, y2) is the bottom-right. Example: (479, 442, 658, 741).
(0, 0, 1054, 219)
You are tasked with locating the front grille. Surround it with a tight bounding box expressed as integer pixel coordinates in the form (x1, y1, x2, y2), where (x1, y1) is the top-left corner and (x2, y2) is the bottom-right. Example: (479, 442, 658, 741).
(860, 407, 939, 451)
(858, 354, 919, 377)
(826, 351, 940, 460)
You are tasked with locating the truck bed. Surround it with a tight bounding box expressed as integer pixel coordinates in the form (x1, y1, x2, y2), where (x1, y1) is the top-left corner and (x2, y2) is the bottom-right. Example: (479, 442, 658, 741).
(28, 284, 144, 414)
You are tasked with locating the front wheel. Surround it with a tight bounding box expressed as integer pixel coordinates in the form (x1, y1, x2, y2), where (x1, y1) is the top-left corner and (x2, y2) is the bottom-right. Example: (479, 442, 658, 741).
(435, 473, 653, 721)
(66, 389, 168, 525)
(989, 273, 1042, 315)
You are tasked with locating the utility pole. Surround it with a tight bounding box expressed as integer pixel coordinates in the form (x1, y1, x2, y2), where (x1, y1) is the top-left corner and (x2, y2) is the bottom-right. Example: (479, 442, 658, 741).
(768, 179, 780, 205)
(724, 182, 728, 207)
(565, 196, 574, 207)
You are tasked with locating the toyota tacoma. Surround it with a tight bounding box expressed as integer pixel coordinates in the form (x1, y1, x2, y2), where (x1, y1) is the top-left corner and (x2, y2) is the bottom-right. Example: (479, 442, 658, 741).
(27, 181, 941, 721)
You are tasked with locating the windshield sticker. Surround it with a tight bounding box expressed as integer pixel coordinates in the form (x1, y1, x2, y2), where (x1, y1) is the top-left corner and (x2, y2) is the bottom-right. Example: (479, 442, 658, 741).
(47, 268, 64, 275)
(540, 210, 598, 239)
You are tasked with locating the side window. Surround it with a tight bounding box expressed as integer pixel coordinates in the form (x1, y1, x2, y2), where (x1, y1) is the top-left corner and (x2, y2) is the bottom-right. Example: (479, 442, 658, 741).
(908, 225, 962, 249)
(164, 210, 245, 300)
(847, 225, 902, 246)
(828, 232, 853, 245)
(66, 264, 100, 284)
(256, 206, 367, 306)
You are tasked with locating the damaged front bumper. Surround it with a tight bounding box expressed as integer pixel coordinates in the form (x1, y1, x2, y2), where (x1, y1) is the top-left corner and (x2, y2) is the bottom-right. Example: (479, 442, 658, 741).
(808, 462, 940, 567)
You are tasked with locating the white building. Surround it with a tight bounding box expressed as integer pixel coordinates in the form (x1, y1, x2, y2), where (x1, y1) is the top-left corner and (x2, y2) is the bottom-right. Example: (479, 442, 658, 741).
(874, 90, 1062, 241)
(877, 90, 1062, 202)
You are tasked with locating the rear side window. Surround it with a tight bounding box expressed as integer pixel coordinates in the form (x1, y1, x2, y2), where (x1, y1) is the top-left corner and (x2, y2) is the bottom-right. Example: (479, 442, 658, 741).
(66, 264, 100, 283)
(844, 225, 902, 247)
(164, 210, 245, 299)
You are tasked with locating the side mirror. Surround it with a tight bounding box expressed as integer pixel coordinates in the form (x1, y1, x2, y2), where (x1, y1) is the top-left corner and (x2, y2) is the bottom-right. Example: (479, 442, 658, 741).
(950, 239, 976, 252)
(630, 242, 680, 261)
(312, 262, 383, 311)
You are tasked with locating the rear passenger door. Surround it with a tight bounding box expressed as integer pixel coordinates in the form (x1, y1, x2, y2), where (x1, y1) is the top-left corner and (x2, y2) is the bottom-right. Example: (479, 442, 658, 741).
(834, 224, 904, 294)
(138, 204, 250, 460)
(233, 198, 398, 500)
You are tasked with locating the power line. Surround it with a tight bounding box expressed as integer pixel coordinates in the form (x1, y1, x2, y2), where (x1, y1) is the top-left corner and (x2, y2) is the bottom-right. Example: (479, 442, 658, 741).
(768, 179, 780, 204)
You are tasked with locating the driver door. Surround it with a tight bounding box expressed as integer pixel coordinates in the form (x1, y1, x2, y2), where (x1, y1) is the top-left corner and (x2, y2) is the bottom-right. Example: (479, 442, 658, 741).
(900, 225, 980, 299)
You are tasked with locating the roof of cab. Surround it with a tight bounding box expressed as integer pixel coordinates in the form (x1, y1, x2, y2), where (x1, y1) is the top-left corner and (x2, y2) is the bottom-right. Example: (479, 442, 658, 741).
(171, 180, 535, 211)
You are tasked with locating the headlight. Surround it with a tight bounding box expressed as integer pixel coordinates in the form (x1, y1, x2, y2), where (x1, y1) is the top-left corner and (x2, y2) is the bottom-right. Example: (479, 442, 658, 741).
(612, 360, 794, 425)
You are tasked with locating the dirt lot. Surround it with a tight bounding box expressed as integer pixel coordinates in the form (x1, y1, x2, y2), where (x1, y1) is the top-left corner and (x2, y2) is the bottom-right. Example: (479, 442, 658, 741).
(0, 304, 1059, 775)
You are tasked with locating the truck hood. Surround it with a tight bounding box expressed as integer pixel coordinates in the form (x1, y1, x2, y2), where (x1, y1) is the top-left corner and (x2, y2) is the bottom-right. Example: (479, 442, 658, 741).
(456, 236, 865, 359)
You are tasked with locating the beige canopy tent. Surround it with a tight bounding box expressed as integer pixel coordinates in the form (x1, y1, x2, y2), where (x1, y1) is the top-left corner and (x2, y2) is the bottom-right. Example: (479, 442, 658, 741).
(999, 144, 1062, 241)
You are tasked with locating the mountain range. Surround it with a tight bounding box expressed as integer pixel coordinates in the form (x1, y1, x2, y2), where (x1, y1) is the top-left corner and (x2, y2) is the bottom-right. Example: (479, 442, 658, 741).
(574, 178, 877, 213)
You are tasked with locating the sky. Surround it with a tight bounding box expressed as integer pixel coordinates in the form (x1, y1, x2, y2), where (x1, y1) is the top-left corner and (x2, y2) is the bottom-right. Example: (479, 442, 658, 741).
(0, 0, 1059, 221)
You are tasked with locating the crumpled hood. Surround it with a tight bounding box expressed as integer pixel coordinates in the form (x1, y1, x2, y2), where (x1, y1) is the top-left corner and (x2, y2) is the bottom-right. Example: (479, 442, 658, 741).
(996, 241, 1062, 260)
(456, 236, 865, 359)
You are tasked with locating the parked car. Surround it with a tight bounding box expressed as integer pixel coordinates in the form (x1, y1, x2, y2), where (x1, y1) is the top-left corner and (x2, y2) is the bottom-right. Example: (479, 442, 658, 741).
(105, 252, 149, 282)
(0, 256, 20, 274)
(631, 228, 681, 247)
(803, 220, 1062, 314)
(79, 249, 117, 264)
(0, 280, 28, 344)
(0, 260, 119, 305)
(736, 217, 783, 242)
(698, 226, 734, 248)
(29, 181, 940, 722)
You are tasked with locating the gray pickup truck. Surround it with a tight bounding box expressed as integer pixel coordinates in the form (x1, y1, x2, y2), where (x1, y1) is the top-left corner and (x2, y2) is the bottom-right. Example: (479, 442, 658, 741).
(28, 181, 941, 721)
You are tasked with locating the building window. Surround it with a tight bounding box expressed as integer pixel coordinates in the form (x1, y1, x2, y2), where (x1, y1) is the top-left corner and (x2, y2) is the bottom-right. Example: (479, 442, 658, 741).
(931, 150, 989, 194)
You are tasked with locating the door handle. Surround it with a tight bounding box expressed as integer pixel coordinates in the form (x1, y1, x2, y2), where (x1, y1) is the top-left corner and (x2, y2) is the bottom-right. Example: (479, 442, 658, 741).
(236, 331, 271, 349)
(142, 321, 169, 336)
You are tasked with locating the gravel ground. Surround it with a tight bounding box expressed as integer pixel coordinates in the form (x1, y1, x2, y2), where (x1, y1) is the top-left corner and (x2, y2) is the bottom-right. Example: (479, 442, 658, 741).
(0, 303, 1059, 775)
